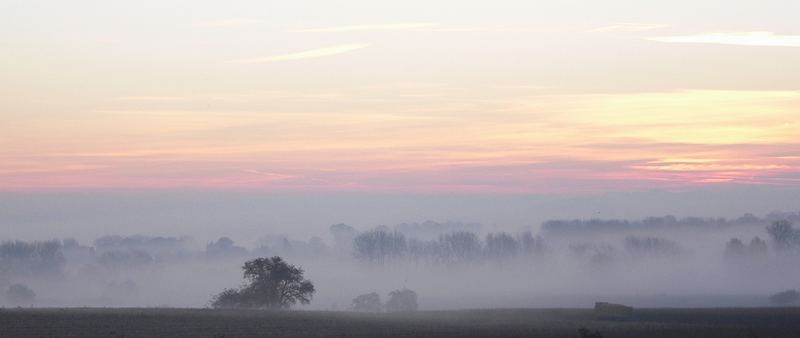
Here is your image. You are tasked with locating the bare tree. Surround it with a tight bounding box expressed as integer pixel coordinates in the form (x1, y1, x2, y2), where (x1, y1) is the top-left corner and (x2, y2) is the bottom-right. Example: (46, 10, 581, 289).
(0, 240, 65, 277)
(767, 220, 798, 252)
(353, 230, 406, 264)
(624, 236, 681, 257)
(518, 231, 547, 256)
(440, 231, 482, 263)
(485, 233, 519, 260)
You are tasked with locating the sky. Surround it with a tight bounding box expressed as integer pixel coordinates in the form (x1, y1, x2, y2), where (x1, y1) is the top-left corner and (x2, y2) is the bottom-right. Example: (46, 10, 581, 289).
(2, 0, 799, 193)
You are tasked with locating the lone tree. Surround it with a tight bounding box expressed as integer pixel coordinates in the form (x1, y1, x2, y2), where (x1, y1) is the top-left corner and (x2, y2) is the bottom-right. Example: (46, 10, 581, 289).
(211, 256, 315, 309)
(385, 288, 418, 312)
(351, 292, 382, 312)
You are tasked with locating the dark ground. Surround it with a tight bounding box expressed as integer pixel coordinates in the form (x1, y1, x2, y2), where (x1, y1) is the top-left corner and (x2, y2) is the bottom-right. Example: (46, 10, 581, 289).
(1, 307, 799, 337)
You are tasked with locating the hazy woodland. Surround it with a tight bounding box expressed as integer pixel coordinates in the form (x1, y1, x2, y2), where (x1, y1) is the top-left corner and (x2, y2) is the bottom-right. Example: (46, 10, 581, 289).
(3, 189, 800, 310)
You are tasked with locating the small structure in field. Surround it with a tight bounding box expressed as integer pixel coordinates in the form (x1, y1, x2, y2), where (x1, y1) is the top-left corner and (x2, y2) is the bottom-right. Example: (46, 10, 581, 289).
(595, 302, 633, 320)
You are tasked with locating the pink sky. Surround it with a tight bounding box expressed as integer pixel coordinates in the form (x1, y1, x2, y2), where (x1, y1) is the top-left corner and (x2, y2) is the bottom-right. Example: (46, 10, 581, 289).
(2, 1, 799, 192)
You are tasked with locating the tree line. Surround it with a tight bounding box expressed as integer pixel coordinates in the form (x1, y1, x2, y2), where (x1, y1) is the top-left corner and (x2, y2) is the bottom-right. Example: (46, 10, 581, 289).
(352, 229, 548, 265)
(542, 212, 800, 236)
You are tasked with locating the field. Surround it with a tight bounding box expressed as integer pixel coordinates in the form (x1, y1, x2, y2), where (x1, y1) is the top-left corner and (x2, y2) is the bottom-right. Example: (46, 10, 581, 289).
(1, 307, 800, 337)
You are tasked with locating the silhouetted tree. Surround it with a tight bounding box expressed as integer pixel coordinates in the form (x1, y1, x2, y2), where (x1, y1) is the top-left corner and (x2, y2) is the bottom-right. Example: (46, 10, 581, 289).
(254, 236, 293, 255)
(539, 213, 800, 237)
(60, 238, 95, 262)
(485, 232, 519, 260)
(6, 283, 35, 306)
(385, 289, 418, 312)
(211, 288, 251, 308)
(749, 236, 768, 256)
(726, 236, 769, 261)
(0, 240, 65, 277)
(206, 237, 248, 257)
(211, 256, 314, 309)
(406, 238, 445, 265)
(440, 231, 482, 263)
(767, 220, 798, 252)
(98, 250, 153, 269)
(518, 231, 547, 256)
(254, 235, 329, 257)
(724, 238, 747, 259)
(394, 221, 483, 238)
(351, 292, 382, 312)
(353, 230, 406, 264)
(769, 289, 800, 306)
(94, 235, 191, 256)
(624, 236, 681, 257)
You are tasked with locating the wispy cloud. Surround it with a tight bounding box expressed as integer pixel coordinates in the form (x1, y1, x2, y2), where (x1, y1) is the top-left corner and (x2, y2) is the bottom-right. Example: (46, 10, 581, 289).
(228, 44, 370, 63)
(295, 23, 438, 33)
(429, 25, 539, 33)
(115, 96, 189, 101)
(296, 23, 543, 34)
(630, 162, 790, 172)
(241, 169, 296, 181)
(192, 19, 262, 28)
(648, 31, 800, 47)
(590, 23, 669, 33)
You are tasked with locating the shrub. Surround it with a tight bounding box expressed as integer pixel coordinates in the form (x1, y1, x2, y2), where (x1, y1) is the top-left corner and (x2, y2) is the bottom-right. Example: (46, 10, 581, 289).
(351, 292, 382, 312)
(6, 283, 35, 306)
(769, 289, 800, 306)
(385, 289, 418, 312)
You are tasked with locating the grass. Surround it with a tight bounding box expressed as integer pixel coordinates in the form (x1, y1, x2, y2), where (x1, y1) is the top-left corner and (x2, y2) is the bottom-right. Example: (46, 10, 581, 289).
(1, 307, 799, 337)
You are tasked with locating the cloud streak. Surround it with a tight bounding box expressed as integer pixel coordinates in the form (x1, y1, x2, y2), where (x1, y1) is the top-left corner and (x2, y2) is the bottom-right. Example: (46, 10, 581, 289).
(295, 23, 438, 33)
(228, 44, 370, 63)
(192, 19, 262, 28)
(648, 31, 800, 47)
(590, 23, 669, 33)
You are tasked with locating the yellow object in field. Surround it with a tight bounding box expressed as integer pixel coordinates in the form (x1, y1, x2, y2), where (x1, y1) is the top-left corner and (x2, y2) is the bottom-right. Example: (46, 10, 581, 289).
(595, 302, 634, 319)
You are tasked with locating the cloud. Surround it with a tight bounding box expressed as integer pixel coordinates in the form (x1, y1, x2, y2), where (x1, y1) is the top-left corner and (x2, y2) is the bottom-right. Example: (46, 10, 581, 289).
(295, 23, 438, 33)
(115, 96, 188, 101)
(630, 163, 790, 172)
(192, 19, 262, 28)
(429, 25, 539, 33)
(241, 169, 296, 181)
(590, 23, 669, 33)
(648, 31, 800, 47)
(295, 23, 540, 34)
(228, 44, 370, 63)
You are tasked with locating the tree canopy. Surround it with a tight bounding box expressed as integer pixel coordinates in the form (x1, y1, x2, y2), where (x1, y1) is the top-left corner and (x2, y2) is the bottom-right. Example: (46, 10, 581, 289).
(351, 292, 382, 312)
(211, 256, 315, 309)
